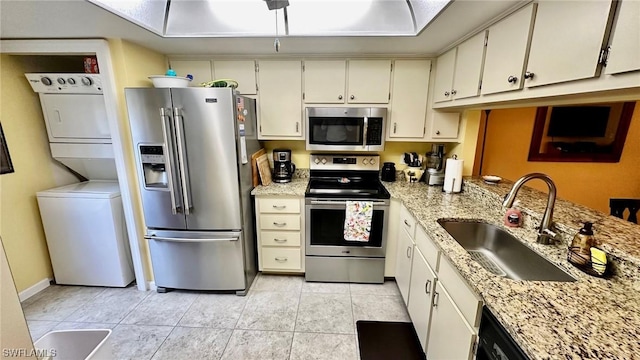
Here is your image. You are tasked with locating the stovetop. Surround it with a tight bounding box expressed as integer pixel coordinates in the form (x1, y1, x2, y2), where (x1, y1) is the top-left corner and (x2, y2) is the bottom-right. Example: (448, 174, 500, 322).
(305, 171, 390, 199)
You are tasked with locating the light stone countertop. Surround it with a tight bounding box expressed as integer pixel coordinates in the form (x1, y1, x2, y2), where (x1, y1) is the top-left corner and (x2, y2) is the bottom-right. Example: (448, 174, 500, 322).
(252, 176, 640, 358)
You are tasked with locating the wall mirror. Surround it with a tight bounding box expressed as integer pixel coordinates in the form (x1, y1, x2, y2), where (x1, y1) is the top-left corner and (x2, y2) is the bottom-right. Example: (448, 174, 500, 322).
(528, 102, 635, 162)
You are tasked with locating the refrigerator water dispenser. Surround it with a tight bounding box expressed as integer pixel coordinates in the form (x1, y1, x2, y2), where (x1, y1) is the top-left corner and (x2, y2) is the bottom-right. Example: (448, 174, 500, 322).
(139, 145, 168, 189)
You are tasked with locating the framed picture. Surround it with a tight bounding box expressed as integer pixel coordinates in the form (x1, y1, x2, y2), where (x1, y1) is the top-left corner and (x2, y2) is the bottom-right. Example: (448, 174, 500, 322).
(0, 123, 15, 175)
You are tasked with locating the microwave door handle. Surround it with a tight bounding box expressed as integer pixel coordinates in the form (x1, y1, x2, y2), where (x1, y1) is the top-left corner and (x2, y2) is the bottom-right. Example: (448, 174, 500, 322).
(160, 108, 182, 215)
(362, 116, 369, 150)
(173, 107, 193, 215)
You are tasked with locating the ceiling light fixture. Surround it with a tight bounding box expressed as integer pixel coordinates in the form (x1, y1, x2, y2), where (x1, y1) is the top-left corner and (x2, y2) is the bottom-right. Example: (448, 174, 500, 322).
(264, 0, 289, 52)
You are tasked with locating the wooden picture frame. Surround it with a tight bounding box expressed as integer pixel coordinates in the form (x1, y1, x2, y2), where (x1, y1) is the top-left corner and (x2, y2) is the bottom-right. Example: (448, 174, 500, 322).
(528, 102, 635, 163)
(0, 123, 14, 175)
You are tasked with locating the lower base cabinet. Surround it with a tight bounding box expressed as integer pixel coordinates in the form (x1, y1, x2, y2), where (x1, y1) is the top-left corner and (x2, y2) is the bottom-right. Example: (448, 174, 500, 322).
(407, 248, 437, 351)
(395, 227, 415, 304)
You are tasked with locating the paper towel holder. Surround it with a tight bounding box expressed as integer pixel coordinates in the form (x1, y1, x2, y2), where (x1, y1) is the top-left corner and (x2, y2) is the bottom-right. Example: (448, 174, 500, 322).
(443, 154, 464, 194)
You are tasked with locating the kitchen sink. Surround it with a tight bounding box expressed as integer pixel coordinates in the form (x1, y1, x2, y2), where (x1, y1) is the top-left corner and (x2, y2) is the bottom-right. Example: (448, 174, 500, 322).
(438, 220, 576, 282)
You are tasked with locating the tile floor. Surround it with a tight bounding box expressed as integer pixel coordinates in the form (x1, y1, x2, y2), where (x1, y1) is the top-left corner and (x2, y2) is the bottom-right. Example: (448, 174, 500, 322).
(22, 274, 410, 360)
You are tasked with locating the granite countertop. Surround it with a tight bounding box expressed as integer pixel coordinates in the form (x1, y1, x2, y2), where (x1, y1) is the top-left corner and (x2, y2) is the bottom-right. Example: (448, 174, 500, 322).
(253, 175, 640, 358)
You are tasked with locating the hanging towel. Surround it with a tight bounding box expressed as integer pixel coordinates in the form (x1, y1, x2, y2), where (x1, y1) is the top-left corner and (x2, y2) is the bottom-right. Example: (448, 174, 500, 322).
(344, 201, 374, 242)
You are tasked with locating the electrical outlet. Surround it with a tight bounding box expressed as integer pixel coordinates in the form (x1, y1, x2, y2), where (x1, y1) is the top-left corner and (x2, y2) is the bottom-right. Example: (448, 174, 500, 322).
(399, 155, 406, 165)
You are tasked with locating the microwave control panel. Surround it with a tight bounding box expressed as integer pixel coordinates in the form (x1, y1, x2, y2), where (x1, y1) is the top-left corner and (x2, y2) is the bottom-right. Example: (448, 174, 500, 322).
(366, 117, 383, 145)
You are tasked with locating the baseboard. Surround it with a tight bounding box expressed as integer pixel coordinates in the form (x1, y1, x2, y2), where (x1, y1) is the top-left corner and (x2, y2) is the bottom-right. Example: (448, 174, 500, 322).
(147, 281, 157, 291)
(19, 278, 52, 302)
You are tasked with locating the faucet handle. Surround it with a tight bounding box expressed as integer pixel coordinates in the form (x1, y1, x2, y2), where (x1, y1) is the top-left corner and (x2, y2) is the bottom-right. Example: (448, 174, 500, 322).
(537, 228, 559, 245)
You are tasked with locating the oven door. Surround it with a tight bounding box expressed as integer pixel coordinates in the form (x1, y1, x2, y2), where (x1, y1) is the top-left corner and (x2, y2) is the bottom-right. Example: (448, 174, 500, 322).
(305, 198, 388, 257)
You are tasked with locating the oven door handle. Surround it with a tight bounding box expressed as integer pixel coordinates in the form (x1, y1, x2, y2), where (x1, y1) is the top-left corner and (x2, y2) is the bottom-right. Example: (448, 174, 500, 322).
(309, 200, 388, 206)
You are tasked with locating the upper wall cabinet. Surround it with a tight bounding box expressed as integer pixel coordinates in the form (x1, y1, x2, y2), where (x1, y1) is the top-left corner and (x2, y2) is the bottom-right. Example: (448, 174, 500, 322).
(481, 4, 536, 95)
(347, 60, 392, 104)
(434, 31, 487, 103)
(604, 0, 640, 75)
(169, 60, 212, 86)
(303, 60, 346, 103)
(257, 60, 303, 139)
(213, 60, 257, 95)
(389, 60, 431, 139)
(525, 0, 616, 87)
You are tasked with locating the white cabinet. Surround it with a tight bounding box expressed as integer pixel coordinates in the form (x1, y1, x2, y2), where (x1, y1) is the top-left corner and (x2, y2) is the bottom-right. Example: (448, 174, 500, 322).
(388, 60, 431, 140)
(428, 111, 460, 140)
(347, 60, 392, 104)
(169, 60, 212, 86)
(434, 31, 487, 102)
(605, 0, 640, 75)
(213, 60, 257, 95)
(257, 60, 303, 139)
(427, 282, 477, 360)
(303, 60, 346, 103)
(395, 227, 414, 305)
(255, 196, 304, 273)
(525, 0, 615, 87)
(407, 248, 437, 352)
(481, 4, 536, 95)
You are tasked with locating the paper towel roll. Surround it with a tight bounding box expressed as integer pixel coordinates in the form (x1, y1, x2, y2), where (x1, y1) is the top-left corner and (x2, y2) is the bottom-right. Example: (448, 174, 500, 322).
(443, 157, 463, 193)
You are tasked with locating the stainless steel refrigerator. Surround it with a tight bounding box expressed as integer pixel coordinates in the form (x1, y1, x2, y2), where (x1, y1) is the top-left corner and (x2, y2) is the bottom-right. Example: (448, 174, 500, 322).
(125, 87, 260, 294)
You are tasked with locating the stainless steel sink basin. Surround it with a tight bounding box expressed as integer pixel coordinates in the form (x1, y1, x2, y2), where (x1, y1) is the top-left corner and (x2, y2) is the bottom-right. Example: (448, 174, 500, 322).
(438, 220, 576, 282)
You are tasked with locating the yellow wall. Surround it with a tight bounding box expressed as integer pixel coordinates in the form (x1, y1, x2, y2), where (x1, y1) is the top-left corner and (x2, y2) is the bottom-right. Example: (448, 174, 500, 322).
(479, 102, 640, 213)
(450, 110, 482, 176)
(0, 54, 59, 292)
(108, 39, 167, 279)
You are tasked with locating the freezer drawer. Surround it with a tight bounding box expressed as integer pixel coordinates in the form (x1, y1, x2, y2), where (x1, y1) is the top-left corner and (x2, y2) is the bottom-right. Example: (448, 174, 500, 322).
(147, 232, 246, 291)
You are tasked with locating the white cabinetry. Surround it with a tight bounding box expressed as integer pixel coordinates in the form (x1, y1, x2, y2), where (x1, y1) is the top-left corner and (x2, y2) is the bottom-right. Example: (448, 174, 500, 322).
(255, 196, 304, 273)
(525, 0, 615, 87)
(429, 112, 460, 139)
(169, 60, 212, 86)
(257, 60, 303, 139)
(481, 4, 536, 95)
(395, 225, 414, 305)
(347, 60, 392, 104)
(213, 60, 257, 95)
(388, 60, 431, 139)
(605, 0, 640, 75)
(434, 31, 487, 102)
(303, 60, 346, 103)
(407, 247, 437, 352)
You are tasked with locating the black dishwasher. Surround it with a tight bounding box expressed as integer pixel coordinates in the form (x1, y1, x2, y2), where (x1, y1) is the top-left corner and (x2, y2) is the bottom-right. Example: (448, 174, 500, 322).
(477, 307, 529, 360)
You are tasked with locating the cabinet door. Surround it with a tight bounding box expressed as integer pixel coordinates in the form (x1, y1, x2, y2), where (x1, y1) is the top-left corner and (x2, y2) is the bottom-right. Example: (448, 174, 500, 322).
(605, 0, 640, 75)
(407, 249, 437, 352)
(257, 61, 303, 138)
(525, 0, 615, 87)
(394, 228, 414, 305)
(481, 4, 536, 95)
(389, 60, 431, 139)
(347, 60, 392, 103)
(433, 49, 456, 103)
(452, 31, 487, 99)
(169, 60, 212, 87)
(213, 60, 257, 95)
(303, 60, 346, 103)
(429, 111, 460, 139)
(427, 283, 477, 360)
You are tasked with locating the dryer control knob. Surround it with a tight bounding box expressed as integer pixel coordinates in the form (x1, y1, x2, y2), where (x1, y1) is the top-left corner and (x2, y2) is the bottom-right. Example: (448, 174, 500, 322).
(41, 77, 53, 86)
(57, 77, 66, 85)
(81, 77, 93, 86)
(67, 78, 76, 85)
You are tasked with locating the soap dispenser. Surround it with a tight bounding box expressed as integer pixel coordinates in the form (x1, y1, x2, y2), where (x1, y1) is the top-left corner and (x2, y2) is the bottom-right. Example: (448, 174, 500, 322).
(569, 222, 596, 265)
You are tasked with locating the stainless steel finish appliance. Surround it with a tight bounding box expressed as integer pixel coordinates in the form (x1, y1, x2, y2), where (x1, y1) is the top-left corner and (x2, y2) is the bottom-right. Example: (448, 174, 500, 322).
(305, 107, 386, 152)
(125, 87, 260, 294)
(305, 154, 390, 283)
(272, 149, 295, 183)
(426, 144, 446, 186)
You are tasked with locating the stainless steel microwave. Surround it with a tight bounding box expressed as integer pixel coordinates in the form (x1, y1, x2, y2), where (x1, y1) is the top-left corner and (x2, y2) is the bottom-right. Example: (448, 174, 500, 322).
(305, 107, 386, 151)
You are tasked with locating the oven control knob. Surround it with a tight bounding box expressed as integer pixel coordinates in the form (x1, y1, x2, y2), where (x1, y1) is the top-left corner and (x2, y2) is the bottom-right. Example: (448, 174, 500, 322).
(314, 158, 320, 164)
(369, 158, 376, 165)
(321, 158, 327, 164)
(41, 77, 53, 86)
(362, 158, 369, 165)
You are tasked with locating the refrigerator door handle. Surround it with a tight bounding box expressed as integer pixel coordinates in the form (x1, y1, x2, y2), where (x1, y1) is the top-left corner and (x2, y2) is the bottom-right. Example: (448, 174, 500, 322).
(145, 235, 239, 242)
(160, 107, 182, 214)
(173, 107, 193, 215)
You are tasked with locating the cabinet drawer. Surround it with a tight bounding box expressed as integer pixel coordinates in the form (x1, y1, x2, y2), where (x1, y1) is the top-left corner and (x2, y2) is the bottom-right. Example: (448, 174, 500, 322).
(400, 205, 416, 238)
(415, 225, 440, 271)
(259, 198, 301, 214)
(260, 231, 301, 247)
(439, 257, 482, 327)
(260, 214, 301, 231)
(262, 248, 302, 270)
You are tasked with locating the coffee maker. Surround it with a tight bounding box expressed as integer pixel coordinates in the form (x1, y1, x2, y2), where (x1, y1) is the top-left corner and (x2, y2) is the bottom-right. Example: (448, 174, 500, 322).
(273, 149, 296, 183)
(426, 144, 446, 186)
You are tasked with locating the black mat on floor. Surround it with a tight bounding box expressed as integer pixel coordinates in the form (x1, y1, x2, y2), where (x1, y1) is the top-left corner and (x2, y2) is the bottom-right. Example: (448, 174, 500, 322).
(356, 320, 426, 360)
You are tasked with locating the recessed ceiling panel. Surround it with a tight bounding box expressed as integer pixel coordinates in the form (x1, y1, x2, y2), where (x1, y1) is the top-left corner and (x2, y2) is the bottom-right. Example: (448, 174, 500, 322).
(88, 0, 167, 34)
(410, 0, 451, 33)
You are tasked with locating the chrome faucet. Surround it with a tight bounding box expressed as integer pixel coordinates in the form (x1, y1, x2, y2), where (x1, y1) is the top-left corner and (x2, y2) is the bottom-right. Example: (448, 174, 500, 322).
(502, 173, 558, 244)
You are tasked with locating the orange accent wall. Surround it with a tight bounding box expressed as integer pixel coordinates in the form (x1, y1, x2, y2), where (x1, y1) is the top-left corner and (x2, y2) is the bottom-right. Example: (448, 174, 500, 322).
(479, 101, 640, 214)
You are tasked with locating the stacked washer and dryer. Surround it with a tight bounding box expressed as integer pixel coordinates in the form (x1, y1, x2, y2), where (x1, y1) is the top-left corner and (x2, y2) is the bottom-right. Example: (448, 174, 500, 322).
(26, 73, 134, 287)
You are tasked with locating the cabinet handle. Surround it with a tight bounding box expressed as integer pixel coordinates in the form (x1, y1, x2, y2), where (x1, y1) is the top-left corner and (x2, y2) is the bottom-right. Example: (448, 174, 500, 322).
(350, 95, 355, 100)
(406, 246, 412, 258)
(295, 122, 299, 133)
(273, 222, 287, 227)
(432, 291, 439, 307)
(393, 122, 397, 133)
(507, 75, 518, 84)
(404, 219, 411, 227)
(524, 71, 535, 80)
(444, 91, 450, 96)
(425, 280, 432, 295)
(451, 89, 457, 95)
(435, 130, 441, 135)
(274, 238, 287, 243)
(275, 257, 288, 262)
(272, 205, 286, 210)
(338, 95, 343, 100)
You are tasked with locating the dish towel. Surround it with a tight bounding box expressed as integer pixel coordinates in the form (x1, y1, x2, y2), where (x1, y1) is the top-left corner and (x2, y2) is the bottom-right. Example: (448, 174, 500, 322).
(344, 201, 374, 242)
